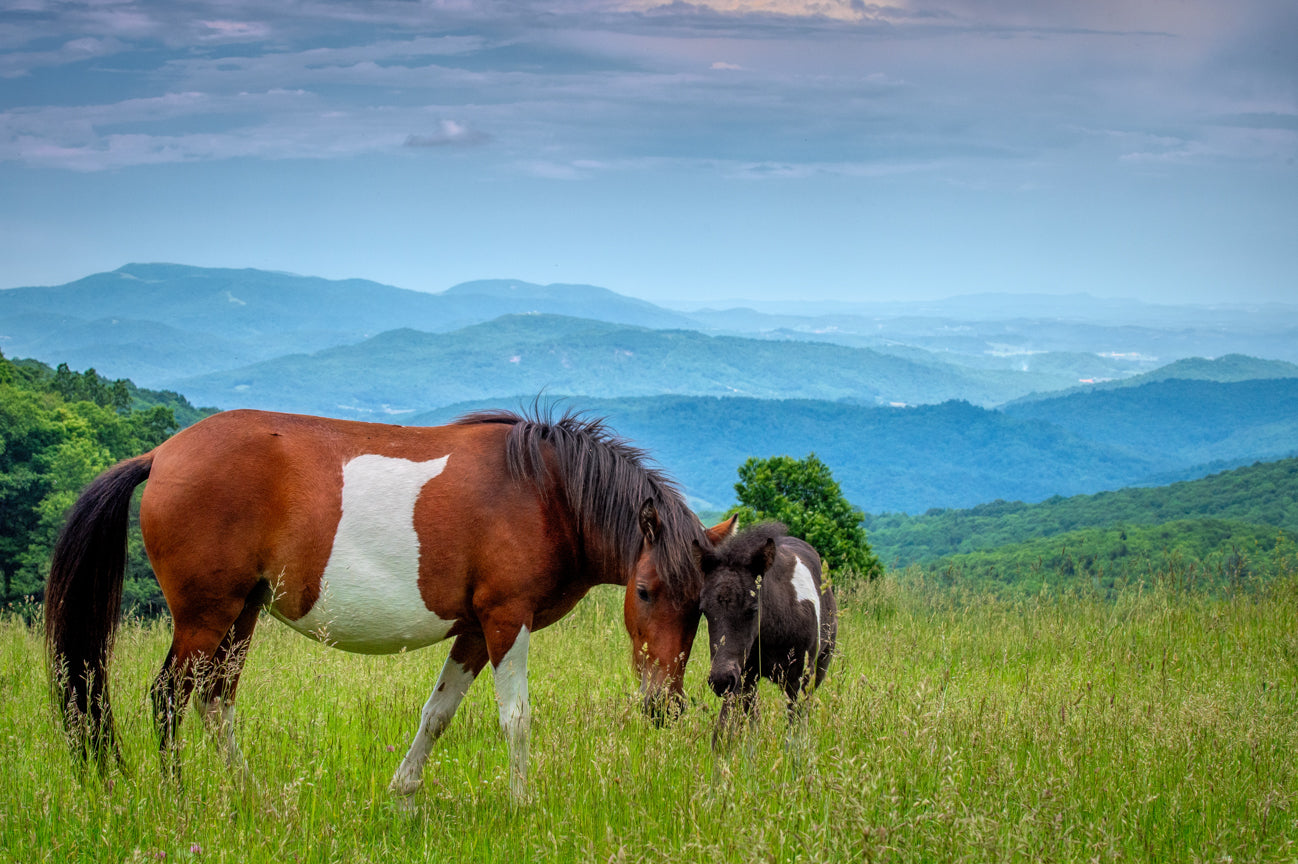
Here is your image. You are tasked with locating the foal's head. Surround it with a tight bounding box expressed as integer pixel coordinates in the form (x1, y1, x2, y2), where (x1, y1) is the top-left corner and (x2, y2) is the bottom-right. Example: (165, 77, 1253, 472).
(695, 523, 784, 696)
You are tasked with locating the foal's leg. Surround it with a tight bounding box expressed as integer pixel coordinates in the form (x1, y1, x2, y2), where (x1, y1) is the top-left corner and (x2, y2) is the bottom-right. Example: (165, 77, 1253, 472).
(712, 684, 759, 750)
(782, 655, 818, 762)
(389, 633, 488, 797)
(195, 596, 262, 777)
(485, 621, 532, 802)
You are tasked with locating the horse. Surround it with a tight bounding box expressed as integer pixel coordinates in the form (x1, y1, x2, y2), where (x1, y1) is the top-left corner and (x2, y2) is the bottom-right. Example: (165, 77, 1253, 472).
(694, 522, 837, 740)
(44, 407, 732, 799)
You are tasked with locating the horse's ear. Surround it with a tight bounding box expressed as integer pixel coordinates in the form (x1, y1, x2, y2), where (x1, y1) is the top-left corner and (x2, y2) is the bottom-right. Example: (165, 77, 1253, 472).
(749, 537, 777, 575)
(692, 539, 718, 575)
(639, 498, 661, 545)
(705, 514, 738, 545)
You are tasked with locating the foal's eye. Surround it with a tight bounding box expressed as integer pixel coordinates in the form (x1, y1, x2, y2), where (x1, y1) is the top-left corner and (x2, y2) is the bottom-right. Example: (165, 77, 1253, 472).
(636, 586, 651, 603)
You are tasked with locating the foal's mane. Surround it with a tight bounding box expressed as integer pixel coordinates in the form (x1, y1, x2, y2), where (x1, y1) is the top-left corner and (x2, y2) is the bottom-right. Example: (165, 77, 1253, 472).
(715, 522, 790, 571)
(455, 407, 706, 598)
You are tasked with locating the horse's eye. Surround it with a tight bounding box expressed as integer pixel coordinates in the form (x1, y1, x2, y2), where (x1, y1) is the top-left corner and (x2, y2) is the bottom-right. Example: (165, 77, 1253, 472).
(637, 586, 651, 603)
(744, 606, 757, 620)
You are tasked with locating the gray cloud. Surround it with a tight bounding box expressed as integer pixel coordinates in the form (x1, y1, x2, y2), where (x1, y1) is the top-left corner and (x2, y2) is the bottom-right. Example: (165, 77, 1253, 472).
(0, 0, 1292, 174)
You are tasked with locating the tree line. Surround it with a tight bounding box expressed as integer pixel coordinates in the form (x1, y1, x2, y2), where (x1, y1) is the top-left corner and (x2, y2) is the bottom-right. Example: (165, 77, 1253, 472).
(0, 352, 213, 612)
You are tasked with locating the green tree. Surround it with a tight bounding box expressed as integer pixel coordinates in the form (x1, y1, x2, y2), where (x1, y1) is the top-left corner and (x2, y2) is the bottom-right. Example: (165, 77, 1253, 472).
(51, 363, 132, 413)
(728, 453, 882, 582)
(0, 351, 188, 610)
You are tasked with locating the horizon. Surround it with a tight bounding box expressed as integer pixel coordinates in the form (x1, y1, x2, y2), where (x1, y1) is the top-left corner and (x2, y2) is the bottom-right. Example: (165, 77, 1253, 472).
(8, 261, 1298, 317)
(1, 1, 1295, 307)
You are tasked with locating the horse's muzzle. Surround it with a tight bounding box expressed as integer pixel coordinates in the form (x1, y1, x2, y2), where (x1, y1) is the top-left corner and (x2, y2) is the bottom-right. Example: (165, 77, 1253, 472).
(708, 666, 741, 697)
(640, 688, 686, 726)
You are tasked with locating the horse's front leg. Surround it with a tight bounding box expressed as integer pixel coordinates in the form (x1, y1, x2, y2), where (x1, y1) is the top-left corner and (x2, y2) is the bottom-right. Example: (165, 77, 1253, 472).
(485, 620, 532, 802)
(390, 634, 487, 797)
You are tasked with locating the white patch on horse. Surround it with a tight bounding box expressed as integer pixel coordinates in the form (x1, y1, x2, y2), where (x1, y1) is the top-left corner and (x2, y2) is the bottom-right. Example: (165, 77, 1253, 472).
(790, 556, 822, 655)
(287, 453, 452, 653)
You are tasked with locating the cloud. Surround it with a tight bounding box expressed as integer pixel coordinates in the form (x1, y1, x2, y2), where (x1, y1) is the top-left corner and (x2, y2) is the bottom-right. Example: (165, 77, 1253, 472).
(197, 20, 273, 42)
(404, 120, 491, 147)
(1, 0, 1293, 177)
(0, 36, 127, 79)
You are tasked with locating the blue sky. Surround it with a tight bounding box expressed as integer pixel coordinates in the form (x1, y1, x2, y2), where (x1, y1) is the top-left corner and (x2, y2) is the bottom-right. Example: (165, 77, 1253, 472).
(1, 0, 1294, 305)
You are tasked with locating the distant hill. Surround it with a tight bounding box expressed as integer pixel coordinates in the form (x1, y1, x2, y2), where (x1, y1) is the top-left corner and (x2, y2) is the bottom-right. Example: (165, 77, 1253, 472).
(1002, 377, 1298, 467)
(0, 264, 697, 386)
(1005, 354, 1298, 405)
(9, 263, 1298, 400)
(413, 395, 1162, 513)
(864, 456, 1298, 566)
(444, 280, 696, 329)
(689, 307, 1298, 365)
(166, 314, 1066, 417)
(415, 375, 1298, 513)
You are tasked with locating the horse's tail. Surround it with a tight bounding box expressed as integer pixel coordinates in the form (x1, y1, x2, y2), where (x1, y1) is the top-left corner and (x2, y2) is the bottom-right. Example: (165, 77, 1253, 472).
(44, 452, 154, 769)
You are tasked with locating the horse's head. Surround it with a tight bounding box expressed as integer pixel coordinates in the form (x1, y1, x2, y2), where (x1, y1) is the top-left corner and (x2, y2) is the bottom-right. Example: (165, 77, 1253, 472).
(624, 501, 736, 719)
(696, 533, 776, 697)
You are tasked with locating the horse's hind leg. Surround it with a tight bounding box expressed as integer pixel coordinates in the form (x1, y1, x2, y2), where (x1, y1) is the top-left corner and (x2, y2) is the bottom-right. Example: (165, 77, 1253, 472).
(150, 601, 248, 782)
(390, 633, 488, 797)
(196, 593, 264, 777)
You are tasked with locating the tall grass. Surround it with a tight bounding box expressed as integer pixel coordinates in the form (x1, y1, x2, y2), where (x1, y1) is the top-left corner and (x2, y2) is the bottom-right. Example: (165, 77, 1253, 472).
(2, 571, 1296, 862)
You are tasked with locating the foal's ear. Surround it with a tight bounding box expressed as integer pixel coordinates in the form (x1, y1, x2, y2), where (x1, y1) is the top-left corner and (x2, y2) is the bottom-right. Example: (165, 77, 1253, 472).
(749, 537, 777, 576)
(704, 514, 738, 545)
(638, 498, 661, 545)
(691, 539, 718, 575)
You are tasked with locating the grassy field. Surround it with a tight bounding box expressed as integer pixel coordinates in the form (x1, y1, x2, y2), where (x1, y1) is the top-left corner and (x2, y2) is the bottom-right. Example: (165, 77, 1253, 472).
(2, 570, 1296, 863)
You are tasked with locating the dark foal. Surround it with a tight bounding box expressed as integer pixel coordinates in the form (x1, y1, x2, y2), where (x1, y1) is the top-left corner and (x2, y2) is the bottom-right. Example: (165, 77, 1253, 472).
(695, 522, 837, 739)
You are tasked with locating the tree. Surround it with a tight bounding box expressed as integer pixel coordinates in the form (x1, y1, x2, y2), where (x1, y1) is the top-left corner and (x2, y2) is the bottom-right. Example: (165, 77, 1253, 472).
(0, 353, 187, 611)
(728, 453, 882, 583)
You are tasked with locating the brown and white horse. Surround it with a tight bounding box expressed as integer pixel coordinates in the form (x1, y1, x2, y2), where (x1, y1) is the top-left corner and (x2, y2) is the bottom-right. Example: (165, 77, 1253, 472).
(44, 408, 732, 798)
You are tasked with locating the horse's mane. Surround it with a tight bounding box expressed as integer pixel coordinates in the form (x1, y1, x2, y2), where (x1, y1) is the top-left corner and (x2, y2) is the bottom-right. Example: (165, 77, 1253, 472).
(715, 522, 790, 571)
(455, 407, 705, 599)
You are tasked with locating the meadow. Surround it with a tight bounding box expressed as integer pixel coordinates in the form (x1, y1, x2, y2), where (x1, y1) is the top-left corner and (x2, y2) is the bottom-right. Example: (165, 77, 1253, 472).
(2, 567, 1296, 863)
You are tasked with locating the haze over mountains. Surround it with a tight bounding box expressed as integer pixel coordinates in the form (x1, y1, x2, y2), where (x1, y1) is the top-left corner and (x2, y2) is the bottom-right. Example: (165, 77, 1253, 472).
(3, 263, 1296, 512)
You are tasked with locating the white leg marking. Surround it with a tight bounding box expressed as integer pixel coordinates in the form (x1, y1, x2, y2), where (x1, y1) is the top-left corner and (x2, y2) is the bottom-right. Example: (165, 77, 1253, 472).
(201, 697, 248, 774)
(493, 627, 531, 801)
(389, 657, 477, 796)
(285, 454, 454, 653)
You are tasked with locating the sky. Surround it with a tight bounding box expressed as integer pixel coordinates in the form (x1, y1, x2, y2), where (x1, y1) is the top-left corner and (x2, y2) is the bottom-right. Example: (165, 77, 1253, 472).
(0, 0, 1295, 306)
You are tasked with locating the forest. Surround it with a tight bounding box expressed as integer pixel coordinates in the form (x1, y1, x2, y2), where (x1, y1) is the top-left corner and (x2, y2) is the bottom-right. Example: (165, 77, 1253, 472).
(0, 351, 212, 611)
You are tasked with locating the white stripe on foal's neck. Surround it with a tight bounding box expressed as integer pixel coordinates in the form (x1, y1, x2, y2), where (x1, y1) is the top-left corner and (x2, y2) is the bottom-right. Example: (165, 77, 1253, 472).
(285, 453, 452, 653)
